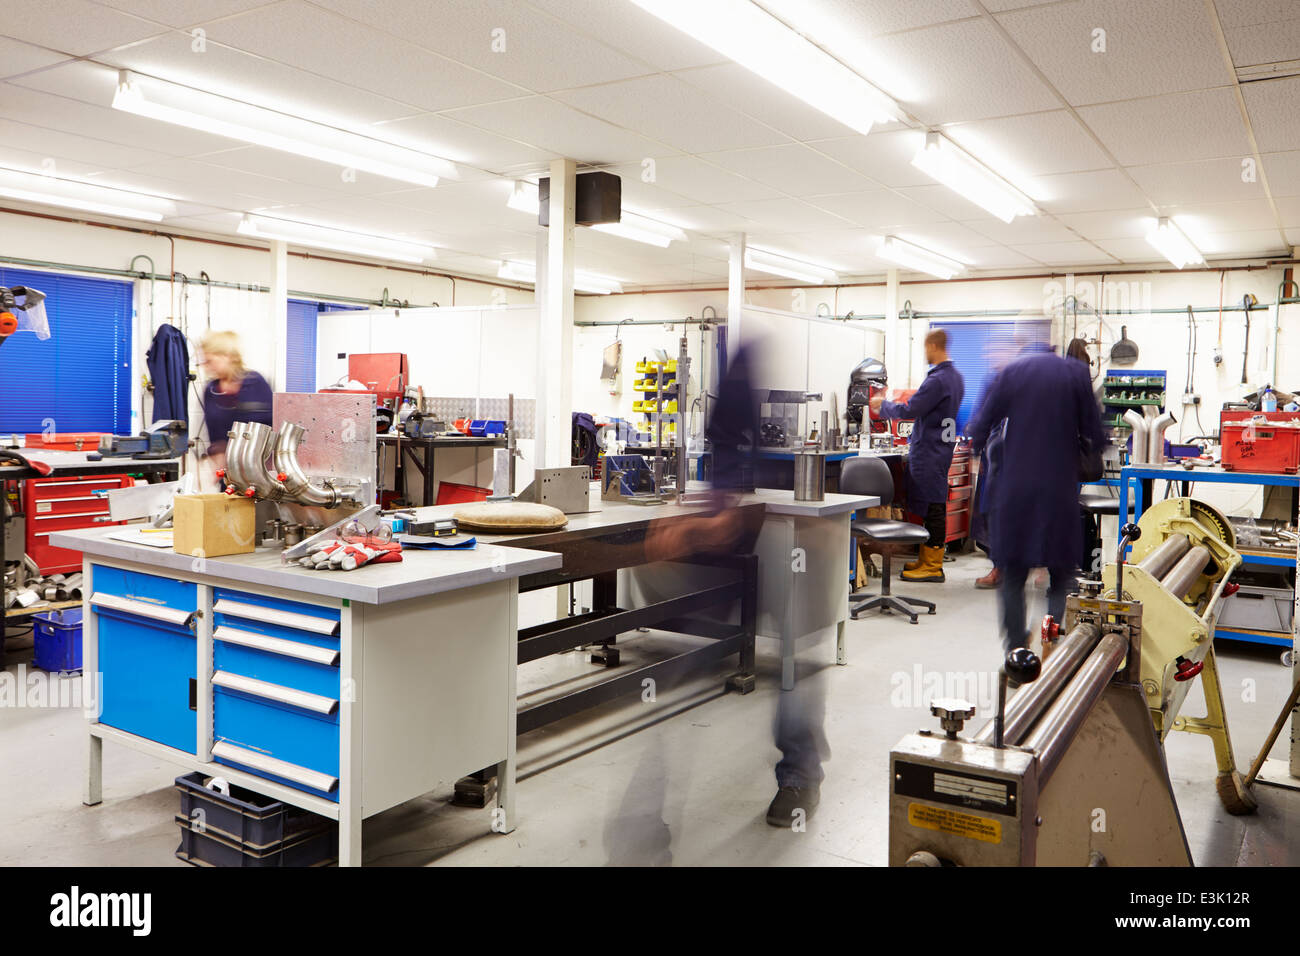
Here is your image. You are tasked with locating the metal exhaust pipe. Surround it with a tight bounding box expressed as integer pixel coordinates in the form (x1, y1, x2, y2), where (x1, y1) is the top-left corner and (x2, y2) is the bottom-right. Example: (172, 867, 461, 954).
(240, 421, 286, 499)
(1123, 410, 1148, 464)
(1137, 533, 1191, 580)
(1148, 410, 1176, 465)
(224, 424, 249, 494)
(273, 421, 337, 508)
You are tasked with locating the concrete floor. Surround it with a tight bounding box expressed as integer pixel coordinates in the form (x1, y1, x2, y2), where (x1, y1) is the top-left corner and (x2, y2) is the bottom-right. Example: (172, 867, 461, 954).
(2, 551, 1298, 867)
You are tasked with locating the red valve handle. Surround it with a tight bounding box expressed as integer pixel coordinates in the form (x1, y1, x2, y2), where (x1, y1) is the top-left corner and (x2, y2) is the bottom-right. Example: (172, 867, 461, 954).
(243, 487, 256, 497)
(276, 472, 288, 482)
(223, 485, 236, 495)
(1222, 582, 1240, 596)
(1040, 614, 1059, 645)
(214, 469, 226, 479)
(1174, 657, 1203, 682)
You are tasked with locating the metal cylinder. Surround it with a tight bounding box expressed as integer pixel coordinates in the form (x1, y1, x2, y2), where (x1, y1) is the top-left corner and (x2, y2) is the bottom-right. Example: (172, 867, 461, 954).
(1161, 544, 1211, 600)
(973, 623, 1101, 746)
(1023, 633, 1128, 783)
(792, 452, 826, 501)
(1137, 533, 1191, 580)
(1148, 410, 1176, 464)
(1123, 410, 1148, 464)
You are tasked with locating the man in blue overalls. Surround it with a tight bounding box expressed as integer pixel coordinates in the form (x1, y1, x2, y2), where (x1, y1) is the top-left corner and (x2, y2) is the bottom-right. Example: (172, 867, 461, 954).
(870, 329, 965, 583)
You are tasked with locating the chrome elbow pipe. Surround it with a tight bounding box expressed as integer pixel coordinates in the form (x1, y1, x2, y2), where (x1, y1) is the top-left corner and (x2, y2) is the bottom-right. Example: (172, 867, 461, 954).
(240, 421, 287, 499)
(1148, 410, 1176, 465)
(273, 421, 337, 508)
(1123, 410, 1148, 464)
(224, 424, 250, 494)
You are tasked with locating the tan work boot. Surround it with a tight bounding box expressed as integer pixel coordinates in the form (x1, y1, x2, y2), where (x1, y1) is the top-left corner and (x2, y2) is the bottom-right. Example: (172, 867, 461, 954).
(901, 545, 946, 583)
(975, 567, 1001, 589)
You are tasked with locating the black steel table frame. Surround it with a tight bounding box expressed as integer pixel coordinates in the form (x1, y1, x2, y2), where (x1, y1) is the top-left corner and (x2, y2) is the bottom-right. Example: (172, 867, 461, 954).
(1, 459, 180, 667)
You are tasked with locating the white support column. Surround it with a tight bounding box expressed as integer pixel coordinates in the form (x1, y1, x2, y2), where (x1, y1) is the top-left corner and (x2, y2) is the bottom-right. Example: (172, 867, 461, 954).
(727, 234, 745, 362)
(885, 268, 900, 386)
(537, 158, 576, 469)
(269, 239, 289, 390)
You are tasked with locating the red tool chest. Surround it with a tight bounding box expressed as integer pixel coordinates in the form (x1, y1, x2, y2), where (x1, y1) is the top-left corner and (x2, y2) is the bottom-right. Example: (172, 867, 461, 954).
(1220, 414, 1300, 475)
(945, 447, 973, 542)
(23, 474, 134, 573)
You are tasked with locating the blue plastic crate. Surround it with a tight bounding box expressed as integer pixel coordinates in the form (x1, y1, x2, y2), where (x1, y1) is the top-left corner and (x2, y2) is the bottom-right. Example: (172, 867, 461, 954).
(33, 607, 83, 673)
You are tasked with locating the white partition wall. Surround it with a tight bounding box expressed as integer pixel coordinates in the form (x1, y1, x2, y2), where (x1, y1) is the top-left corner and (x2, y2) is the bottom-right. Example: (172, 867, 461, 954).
(742, 306, 883, 438)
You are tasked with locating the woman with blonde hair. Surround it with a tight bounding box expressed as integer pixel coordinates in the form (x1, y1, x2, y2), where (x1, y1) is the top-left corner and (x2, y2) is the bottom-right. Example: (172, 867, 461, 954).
(199, 330, 272, 475)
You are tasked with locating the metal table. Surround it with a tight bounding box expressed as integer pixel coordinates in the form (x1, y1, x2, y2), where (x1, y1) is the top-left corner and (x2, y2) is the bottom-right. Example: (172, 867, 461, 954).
(1, 450, 181, 666)
(377, 434, 507, 506)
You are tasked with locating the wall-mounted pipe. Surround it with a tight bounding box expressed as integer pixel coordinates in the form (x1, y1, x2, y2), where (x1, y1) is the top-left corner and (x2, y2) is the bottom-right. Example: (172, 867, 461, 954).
(1148, 410, 1176, 464)
(1123, 410, 1149, 464)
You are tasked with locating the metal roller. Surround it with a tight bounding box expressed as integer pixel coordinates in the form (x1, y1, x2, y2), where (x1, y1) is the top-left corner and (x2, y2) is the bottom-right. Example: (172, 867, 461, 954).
(1161, 545, 1211, 600)
(1137, 533, 1191, 580)
(973, 622, 1102, 746)
(1022, 633, 1128, 783)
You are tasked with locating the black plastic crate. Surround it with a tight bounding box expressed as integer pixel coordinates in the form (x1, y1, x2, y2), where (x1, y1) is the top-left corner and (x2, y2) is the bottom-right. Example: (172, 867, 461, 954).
(174, 772, 335, 862)
(175, 816, 337, 867)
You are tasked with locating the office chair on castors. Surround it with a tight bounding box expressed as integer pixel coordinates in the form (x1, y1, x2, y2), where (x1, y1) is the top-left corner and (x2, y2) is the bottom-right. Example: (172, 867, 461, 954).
(841, 456, 936, 625)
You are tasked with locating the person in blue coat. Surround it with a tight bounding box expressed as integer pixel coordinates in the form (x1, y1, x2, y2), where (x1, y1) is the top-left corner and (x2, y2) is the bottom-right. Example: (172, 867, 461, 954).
(870, 329, 965, 582)
(199, 330, 273, 483)
(967, 341, 1106, 653)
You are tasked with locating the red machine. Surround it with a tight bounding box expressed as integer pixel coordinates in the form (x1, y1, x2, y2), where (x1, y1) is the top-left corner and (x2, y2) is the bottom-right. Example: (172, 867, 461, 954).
(1220, 410, 1300, 474)
(322, 353, 409, 406)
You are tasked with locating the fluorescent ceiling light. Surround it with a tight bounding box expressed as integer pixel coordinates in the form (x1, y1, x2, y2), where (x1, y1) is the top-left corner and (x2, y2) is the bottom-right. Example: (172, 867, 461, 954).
(911, 131, 1035, 223)
(497, 260, 624, 294)
(113, 71, 455, 188)
(506, 180, 540, 215)
(0, 166, 176, 222)
(877, 236, 964, 280)
(238, 214, 436, 264)
(628, 0, 899, 135)
(744, 248, 839, 284)
(591, 210, 688, 248)
(1145, 217, 1204, 269)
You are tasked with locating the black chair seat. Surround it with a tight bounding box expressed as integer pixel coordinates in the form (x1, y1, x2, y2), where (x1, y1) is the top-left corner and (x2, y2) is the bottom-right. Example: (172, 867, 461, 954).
(853, 518, 931, 543)
(1079, 493, 1130, 516)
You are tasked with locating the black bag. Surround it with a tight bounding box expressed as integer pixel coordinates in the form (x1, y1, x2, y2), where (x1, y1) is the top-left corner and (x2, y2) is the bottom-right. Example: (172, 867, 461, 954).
(1078, 435, 1104, 482)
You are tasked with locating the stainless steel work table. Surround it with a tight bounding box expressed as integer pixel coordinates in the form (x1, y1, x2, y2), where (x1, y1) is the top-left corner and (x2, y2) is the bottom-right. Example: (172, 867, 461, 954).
(51, 525, 560, 867)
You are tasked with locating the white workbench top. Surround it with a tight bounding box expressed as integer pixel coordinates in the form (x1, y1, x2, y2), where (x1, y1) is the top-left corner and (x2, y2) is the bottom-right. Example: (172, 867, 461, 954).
(49, 526, 561, 605)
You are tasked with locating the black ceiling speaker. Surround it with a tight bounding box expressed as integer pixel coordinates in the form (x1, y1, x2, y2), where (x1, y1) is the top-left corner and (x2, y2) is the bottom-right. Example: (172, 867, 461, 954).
(537, 170, 621, 227)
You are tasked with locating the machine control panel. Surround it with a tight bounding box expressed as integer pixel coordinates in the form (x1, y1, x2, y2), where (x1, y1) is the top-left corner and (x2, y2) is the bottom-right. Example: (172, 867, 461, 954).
(894, 760, 1019, 817)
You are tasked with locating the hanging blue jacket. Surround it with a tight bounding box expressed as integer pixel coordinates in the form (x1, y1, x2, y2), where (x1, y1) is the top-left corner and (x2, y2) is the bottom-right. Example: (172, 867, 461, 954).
(967, 343, 1105, 570)
(878, 359, 964, 511)
(146, 324, 190, 428)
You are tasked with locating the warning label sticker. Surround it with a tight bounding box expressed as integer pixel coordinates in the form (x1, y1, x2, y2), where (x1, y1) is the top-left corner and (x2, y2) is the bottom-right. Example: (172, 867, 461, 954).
(907, 803, 1002, 844)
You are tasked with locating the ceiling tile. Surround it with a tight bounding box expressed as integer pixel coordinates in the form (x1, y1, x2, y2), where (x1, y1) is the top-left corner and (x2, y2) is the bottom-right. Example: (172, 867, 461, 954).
(1034, 169, 1152, 213)
(672, 63, 859, 142)
(805, 189, 950, 228)
(0, 36, 72, 79)
(0, 0, 162, 55)
(524, 0, 727, 71)
(309, 0, 653, 92)
(1128, 156, 1265, 205)
(1242, 76, 1300, 152)
(1260, 151, 1300, 196)
(1092, 236, 1163, 262)
(202, 1, 523, 113)
(1164, 198, 1282, 233)
(1077, 88, 1251, 165)
(0, 118, 169, 171)
(945, 110, 1112, 178)
(963, 215, 1084, 244)
(712, 196, 854, 232)
(117, 154, 343, 204)
(1197, 229, 1289, 257)
(957, 245, 1043, 269)
(192, 146, 422, 195)
(700, 145, 875, 196)
(1056, 208, 1157, 240)
(811, 130, 930, 189)
(619, 155, 782, 205)
(0, 145, 106, 179)
(1279, 195, 1300, 226)
(866, 18, 1060, 124)
(995, 0, 1229, 106)
(643, 204, 758, 233)
(583, 161, 715, 210)
(1010, 239, 1119, 265)
(371, 112, 554, 174)
(760, 0, 981, 37)
(98, 31, 425, 126)
(896, 182, 1024, 221)
(1216, 0, 1300, 67)
(555, 74, 791, 154)
(94, 0, 281, 28)
(444, 96, 676, 167)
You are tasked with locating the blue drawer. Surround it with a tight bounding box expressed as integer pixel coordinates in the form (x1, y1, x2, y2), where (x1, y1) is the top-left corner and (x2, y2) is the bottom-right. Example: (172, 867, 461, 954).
(213, 688, 339, 801)
(213, 636, 340, 699)
(212, 588, 339, 633)
(92, 565, 197, 611)
(97, 613, 196, 754)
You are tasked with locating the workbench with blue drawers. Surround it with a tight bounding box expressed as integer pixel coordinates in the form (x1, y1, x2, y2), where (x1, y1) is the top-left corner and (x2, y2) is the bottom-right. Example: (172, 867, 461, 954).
(51, 526, 560, 867)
